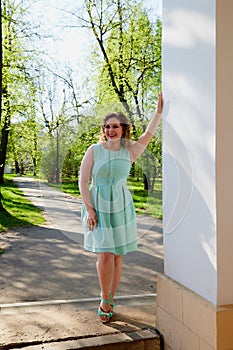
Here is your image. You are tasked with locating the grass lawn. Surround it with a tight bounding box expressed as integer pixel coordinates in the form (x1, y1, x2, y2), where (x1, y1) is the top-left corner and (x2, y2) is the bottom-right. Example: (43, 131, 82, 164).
(0, 175, 45, 233)
(127, 177, 162, 219)
(47, 176, 163, 219)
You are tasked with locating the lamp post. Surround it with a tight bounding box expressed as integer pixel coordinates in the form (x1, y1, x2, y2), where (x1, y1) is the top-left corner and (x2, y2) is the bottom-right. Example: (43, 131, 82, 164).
(55, 121, 59, 183)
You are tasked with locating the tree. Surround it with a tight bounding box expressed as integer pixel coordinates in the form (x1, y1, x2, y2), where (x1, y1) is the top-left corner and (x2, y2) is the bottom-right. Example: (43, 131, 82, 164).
(37, 76, 79, 183)
(0, 0, 39, 184)
(0, 0, 6, 211)
(62, 117, 100, 180)
(84, 0, 161, 124)
(7, 117, 43, 176)
(51, 66, 91, 124)
(135, 124, 162, 192)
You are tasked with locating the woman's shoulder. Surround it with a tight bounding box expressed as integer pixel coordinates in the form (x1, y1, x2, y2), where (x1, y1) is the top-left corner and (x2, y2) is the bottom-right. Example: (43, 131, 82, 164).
(86, 143, 101, 151)
(92, 143, 103, 151)
(89, 143, 104, 156)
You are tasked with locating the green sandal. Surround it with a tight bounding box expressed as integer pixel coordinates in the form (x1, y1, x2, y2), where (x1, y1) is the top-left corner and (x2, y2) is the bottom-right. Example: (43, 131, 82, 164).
(100, 292, 115, 308)
(110, 292, 115, 308)
(98, 298, 113, 323)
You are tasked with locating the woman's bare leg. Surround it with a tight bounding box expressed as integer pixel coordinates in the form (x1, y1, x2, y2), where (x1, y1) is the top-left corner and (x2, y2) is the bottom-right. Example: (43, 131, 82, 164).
(96, 253, 114, 322)
(110, 255, 122, 300)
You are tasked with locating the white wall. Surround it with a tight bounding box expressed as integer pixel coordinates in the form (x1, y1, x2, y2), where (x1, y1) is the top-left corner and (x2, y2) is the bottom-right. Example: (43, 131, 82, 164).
(162, 0, 217, 304)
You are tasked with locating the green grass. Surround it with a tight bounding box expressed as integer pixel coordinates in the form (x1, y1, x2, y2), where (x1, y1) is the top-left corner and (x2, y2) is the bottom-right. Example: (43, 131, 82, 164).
(46, 178, 79, 196)
(47, 176, 162, 219)
(0, 175, 45, 233)
(127, 177, 162, 219)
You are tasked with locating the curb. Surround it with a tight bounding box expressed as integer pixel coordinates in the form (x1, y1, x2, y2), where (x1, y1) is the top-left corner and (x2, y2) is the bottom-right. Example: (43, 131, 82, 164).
(0, 294, 156, 315)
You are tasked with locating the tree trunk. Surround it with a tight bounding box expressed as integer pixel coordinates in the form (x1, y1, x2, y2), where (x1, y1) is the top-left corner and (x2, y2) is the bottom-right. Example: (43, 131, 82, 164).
(0, 189, 6, 212)
(15, 160, 20, 174)
(0, 1, 6, 211)
(33, 157, 36, 176)
(0, 92, 11, 184)
(150, 175, 156, 193)
(143, 173, 149, 191)
(0, 128, 10, 184)
(149, 161, 157, 193)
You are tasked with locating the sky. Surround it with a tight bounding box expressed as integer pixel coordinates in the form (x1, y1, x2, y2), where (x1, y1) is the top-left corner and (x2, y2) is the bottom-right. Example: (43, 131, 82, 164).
(29, 0, 162, 69)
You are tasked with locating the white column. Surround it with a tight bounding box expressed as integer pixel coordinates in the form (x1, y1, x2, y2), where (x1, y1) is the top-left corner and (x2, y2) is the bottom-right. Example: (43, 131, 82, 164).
(157, 1, 233, 347)
(163, 0, 217, 304)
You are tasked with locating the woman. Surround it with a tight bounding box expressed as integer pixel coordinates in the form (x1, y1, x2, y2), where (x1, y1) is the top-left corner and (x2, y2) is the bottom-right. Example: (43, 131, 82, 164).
(79, 92, 163, 323)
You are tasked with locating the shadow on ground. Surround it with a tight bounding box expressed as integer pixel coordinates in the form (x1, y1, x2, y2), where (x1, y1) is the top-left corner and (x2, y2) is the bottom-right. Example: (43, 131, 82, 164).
(0, 222, 163, 303)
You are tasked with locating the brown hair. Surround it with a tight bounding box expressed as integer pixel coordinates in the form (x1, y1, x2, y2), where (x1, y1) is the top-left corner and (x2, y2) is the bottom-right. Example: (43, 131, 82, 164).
(99, 112, 132, 147)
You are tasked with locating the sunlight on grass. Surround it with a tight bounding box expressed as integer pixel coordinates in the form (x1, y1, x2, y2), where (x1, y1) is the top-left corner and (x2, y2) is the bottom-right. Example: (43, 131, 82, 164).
(0, 175, 45, 232)
(128, 177, 162, 219)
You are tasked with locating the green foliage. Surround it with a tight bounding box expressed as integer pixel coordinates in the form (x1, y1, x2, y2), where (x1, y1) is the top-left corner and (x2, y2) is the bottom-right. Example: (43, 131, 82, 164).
(7, 119, 43, 175)
(39, 135, 58, 182)
(61, 117, 100, 179)
(135, 123, 162, 190)
(39, 122, 76, 182)
(1, 0, 41, 182)
(2, 0, 37, 111)
(93, 1, 162, 121)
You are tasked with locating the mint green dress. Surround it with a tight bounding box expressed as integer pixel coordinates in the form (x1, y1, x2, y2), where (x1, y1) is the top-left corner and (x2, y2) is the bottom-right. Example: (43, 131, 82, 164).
(82, 143, 137, 255)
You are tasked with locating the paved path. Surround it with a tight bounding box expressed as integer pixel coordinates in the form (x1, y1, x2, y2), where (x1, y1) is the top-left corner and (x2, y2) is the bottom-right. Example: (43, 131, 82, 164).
(0, 176, 163, 304)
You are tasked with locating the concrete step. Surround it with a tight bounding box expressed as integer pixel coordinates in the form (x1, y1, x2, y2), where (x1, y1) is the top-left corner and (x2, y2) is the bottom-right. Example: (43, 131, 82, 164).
(3, 329, 161, 350)
(0, 295, 163, 350)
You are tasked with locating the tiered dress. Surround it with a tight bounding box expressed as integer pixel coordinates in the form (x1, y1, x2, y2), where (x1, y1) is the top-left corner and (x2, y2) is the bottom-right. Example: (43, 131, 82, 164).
(82, 143, 137, 255)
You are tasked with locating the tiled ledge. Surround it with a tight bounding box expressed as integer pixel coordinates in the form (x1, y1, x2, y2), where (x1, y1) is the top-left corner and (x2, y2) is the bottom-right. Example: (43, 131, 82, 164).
(156, 273, 233, 350)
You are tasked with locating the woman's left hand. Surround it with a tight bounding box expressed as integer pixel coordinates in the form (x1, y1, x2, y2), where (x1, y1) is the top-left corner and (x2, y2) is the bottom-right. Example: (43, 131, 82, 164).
(86, 208, 98, 231)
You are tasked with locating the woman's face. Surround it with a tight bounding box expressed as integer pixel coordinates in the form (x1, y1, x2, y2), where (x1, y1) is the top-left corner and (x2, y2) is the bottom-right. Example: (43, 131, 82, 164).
(104, 117, 123, 141)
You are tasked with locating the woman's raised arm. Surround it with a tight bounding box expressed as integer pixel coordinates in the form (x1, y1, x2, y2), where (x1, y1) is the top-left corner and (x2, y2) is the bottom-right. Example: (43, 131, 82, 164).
(130, 92, 163, 162)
